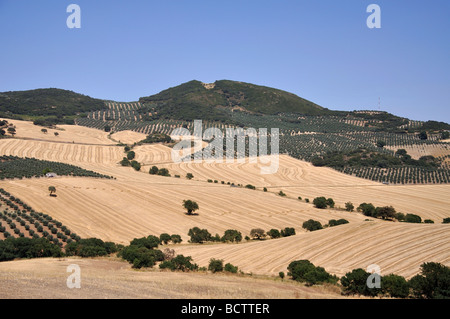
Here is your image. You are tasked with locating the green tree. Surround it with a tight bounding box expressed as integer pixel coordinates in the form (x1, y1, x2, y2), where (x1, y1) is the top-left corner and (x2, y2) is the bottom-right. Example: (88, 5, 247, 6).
(208, 258, 224, 273)
(340, 268, 380, 297)
(408, 262, 450, 299)
(405, 213, 422, 223)
(224, 263, 238, 273)
(7, 127, 16, 137)
(345, 202, 354, 212)
(149, 166, 159, 175)
(302, 219, 323, 232)
(267, 229, 281, 239)
(280, 227, 296, 237)
(186, 173, 194, 180)
(375, 206, 396, 220)
(357, 203, 376, 217)
(326, 198, 335, 208)
(48, 186, 56, 196)
(188, 227, 211, 243)
(183, 199, 199, 215)
(159, 233, 172, 245)
(313, 197, 327, 209)
(127, 151, 136, 160)
(418, 131, 428, 140)
(221, 229, 242, 243)
(381, 274, 409, 298)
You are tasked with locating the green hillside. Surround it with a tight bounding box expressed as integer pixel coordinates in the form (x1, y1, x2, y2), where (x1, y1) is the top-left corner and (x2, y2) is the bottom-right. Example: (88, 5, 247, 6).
(138, 80, 328, 121)
(0, 88, 106, 119)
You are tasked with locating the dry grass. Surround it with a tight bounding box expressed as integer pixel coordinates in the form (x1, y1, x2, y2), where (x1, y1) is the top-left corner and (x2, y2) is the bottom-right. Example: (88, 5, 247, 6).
(0, 257, 345, 299)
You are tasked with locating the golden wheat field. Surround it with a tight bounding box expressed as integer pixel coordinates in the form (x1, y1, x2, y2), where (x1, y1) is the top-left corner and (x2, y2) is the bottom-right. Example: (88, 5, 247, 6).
(1, 120, 449, 286)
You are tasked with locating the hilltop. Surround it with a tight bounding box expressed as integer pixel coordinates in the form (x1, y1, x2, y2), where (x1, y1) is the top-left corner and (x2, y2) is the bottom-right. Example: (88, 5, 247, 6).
(139, 80, 329, 122)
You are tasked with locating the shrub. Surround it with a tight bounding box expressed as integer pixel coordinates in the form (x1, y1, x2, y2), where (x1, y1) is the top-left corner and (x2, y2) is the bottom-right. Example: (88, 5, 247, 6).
(170, 234, 182, 244)
(381, 274, 409, 298)
(302, 219, 323, 232)
(221, 229, 242, 243)
(313, 197, 327, 209)
(326, 198, 335, 208)
(129, 235, 160, 249)
(424, 219, 434, 224)
(188, 227, 212, 243)
(408, 262, 450, 299)
(149, 166, 159, 175)
(208, 258, 224, 273)
(443, 217, 450, 224)
(287, 260, 337, 286)
(328, 219, 349, 227)
(159, 254, 198, 272)
(159, 233, 172, 245)
(404, 213, 422, 223)
(345, 202, 354, 212)
(374, 206, 396, 220)
(357, 203, 376, 217)
(340, 268, 380, 297)
(186, 173, 194, 180)
(245, 184, 256, 190)
(224, 263, 238, 273)
(280, 227, 296, 237)
(267, 229, 281, 239)
(278, 191, 286, 197)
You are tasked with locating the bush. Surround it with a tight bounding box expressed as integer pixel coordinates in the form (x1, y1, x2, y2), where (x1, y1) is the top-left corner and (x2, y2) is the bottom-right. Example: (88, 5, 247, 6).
(224, 263, 238, 273)
(442, 217, 450, 224)
(188, 227, 212, 244)
(328, 219, 349, 227)
(267, 229, 281, 239)
(374, 206, 396, 220)
(345, 202, 354, 212)
(313, 197, 327, 209)
(357, 203, 376, 217)
(340, 268, 380, 297)
(280, 227, 296, 237)
(302, 219, 323, 232)
(65, 238, 118, 257)
(326, 198, 335, 208)
(0, 237, 63, 261)
(404, 213, 422, 223)
(159, 233, 172, 245)
(221, 229, 242, 243)
(130, 235, 160, 249)
(287, 260, 337, 286)
(381, 274, 409, 298)
(159, 254, 198, 272)
(408, 262, 450, 299)
(208, 258, 224, 273)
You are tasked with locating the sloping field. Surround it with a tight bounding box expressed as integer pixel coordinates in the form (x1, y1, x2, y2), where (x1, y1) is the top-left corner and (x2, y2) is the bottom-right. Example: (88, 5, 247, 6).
(0, 123, 449, 281)
(386, 143, 450, 160)
(6, 120, 115, 145)
(110, 130, 147, 145)
(174, 221, 450, 279)
(0, 257, 343, 299)
(1, 176, 367, 244)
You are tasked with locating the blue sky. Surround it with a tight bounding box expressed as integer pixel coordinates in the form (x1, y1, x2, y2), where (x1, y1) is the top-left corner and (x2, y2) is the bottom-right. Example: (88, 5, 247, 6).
(0, 0, 449, 123)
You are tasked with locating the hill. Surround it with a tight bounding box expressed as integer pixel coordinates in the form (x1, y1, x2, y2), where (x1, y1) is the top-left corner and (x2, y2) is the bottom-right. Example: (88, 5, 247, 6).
(138, 80, 329, 122)
(0, 88, 106, 123)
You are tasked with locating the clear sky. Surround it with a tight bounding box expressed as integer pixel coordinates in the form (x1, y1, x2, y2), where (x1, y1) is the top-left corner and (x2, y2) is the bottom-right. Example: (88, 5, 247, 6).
(0, 0, 449, 123)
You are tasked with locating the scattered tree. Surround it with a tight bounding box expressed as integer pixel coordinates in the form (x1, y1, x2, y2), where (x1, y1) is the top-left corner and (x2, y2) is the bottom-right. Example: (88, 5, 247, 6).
(183, 200, 199, 215)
